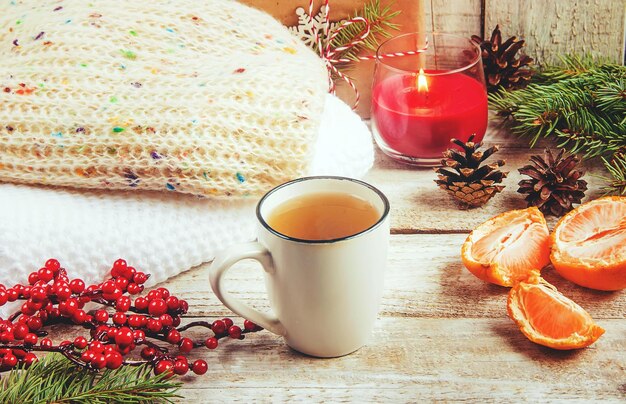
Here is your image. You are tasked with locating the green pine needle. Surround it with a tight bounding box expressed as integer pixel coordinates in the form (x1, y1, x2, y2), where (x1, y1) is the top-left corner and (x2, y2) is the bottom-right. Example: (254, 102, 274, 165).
(0, 354, 182, 404)
(489, 54, 626, 194)
(533, 54, 612, 82)
(601, 154, 626, 195)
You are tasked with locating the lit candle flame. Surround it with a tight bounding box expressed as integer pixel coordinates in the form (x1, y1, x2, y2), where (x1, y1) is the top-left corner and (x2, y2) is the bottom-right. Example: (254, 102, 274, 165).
(417, 68, 428, 93)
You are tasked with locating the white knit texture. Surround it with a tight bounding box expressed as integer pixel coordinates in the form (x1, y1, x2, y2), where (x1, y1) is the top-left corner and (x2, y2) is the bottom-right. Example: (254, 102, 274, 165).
(0, 94, 373, 291)
(0, 0, 328, 197)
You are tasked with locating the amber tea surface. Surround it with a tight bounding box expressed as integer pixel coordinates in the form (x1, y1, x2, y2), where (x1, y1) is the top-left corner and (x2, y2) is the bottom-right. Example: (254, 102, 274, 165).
(267, 192, 380, 241)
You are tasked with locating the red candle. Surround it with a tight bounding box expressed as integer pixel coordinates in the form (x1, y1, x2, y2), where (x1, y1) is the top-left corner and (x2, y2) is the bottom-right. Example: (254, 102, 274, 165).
(372, 70, 488, 161)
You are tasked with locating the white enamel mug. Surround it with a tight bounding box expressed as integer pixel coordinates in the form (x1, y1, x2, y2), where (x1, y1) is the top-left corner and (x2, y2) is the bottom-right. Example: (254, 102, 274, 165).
(209, 176, 390, 357)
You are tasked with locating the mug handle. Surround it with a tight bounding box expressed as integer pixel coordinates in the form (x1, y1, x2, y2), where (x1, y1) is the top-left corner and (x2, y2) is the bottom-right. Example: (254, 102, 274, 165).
(209, 241, 286, 336)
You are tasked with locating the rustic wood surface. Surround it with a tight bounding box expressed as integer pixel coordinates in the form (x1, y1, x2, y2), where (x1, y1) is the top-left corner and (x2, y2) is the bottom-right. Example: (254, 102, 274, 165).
(128, 125, 625, 402)
(426, 0, 481, 38)
(485, 0, 626, 64)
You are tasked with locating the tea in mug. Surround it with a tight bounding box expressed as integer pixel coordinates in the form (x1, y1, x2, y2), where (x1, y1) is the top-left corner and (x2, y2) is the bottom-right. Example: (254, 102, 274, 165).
(267, 192, 380, 240)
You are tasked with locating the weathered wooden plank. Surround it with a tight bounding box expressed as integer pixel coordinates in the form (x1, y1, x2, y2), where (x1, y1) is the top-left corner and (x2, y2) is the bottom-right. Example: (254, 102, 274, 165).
(174, 317, 626, 402)
(485, 0, 625, 64)
(430, 0, 482, 38)
(157, 234, 626, 319)
(368, 146, 606, 233)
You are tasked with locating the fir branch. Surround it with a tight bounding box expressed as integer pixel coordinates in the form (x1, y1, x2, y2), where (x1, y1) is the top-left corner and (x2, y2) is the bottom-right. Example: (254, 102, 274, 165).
(489, 55, 626, 194)
(329, 0, 400, 63)
(533, 54, 612, 82)
(601, 153, 626, 195)
(0, 353, 181, 404)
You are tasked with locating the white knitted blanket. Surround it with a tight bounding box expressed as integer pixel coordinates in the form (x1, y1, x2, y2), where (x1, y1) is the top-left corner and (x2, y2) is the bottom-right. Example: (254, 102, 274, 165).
(0, 94, 374, 289)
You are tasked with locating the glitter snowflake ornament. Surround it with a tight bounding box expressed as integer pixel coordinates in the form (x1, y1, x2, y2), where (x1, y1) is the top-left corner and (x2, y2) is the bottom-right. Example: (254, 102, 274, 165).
(288, 6, 339, 49)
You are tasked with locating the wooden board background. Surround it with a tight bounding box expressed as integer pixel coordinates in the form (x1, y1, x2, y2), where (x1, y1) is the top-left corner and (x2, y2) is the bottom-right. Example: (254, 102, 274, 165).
(426, 0, 625, 64)
(484, 0, 626, 64)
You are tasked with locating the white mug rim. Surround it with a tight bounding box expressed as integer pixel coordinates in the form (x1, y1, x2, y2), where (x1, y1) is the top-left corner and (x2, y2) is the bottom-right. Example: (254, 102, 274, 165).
(256, 176, 390, 245)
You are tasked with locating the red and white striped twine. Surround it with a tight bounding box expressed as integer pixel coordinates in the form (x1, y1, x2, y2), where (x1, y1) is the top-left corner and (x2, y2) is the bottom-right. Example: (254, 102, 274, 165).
(307, 0, 429, 110)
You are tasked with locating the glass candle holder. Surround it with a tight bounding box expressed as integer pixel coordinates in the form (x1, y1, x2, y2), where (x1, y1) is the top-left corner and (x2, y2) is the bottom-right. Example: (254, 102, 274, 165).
(371, 32, 488, 166)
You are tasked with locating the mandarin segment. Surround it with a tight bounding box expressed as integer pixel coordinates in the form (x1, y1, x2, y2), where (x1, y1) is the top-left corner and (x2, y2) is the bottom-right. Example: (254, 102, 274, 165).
(550, 196, 626, 291)
(507, 276, 605, 350)
(461, 207, 550, 286)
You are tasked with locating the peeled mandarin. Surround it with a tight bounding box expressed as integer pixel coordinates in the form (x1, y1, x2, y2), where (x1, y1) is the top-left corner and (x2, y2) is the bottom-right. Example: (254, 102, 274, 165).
(462, 207, 550, 287)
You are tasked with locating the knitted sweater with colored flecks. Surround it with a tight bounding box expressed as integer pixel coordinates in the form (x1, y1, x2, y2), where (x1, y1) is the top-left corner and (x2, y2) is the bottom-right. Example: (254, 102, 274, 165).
(0, 0, 328, 198)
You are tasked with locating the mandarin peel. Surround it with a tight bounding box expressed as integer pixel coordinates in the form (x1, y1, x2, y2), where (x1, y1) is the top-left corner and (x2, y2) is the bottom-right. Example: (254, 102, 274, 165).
(507, 276, 605, 350)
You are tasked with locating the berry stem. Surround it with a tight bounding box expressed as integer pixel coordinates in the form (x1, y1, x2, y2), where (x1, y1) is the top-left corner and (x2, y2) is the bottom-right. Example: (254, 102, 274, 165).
(7, 311, 22, 323)
(176, 321, 213, 332)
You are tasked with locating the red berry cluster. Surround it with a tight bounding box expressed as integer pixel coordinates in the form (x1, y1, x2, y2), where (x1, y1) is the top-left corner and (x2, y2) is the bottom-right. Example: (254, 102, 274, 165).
(0, 259, 261, 376)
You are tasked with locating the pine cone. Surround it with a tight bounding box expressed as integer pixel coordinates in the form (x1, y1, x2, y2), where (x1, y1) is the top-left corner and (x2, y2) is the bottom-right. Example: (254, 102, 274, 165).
(518, 149, 588, 216)
(471, 25, 533, 92)
(435, 135, 508, 208)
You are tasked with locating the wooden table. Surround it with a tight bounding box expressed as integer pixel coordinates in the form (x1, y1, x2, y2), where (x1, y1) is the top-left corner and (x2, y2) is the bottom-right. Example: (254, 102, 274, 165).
(157, 126, 626, 402)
